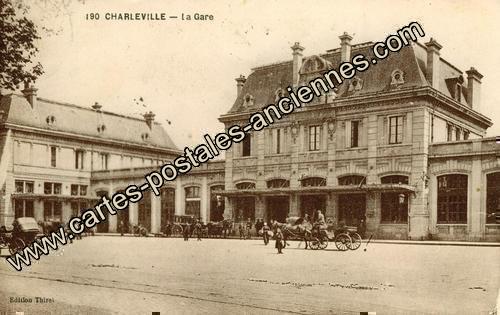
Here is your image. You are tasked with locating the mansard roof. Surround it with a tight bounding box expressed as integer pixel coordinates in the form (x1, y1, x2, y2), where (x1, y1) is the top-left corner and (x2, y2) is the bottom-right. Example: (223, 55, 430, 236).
(0, 94, 179, 151)
(226, 40, 477, 114)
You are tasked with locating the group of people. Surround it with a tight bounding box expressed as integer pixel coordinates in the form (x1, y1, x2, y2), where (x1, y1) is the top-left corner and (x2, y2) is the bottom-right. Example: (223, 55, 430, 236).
(182, 219, 203, 241)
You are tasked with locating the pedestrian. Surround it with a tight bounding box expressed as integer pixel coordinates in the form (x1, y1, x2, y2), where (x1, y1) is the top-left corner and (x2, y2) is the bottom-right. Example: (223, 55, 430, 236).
(239, 222, 245, 239)
(255, 218, 263, 236)
(195, 220, 202, 241)
(118, 220, 125, 236)
(275, 227, 284, 254)
(183, 223, 190, 241)
(262, 222, 270, 245)
(246, 218, 252, 239)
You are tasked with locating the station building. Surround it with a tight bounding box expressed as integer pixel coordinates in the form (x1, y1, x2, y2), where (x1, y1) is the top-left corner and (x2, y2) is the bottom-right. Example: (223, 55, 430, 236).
(0, 33, 499, 241)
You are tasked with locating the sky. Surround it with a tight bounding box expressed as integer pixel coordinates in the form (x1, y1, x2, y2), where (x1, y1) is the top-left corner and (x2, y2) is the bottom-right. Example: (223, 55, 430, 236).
(23, 0, 500, 148)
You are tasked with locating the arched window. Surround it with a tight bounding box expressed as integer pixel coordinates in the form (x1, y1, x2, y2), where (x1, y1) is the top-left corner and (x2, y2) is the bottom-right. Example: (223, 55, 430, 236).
(437, 174, 468, 224)
(301, 177, 326, 187)
(161, 188, 175, 225)
(210, 185, 225, 222)
(236, 182, 255, 190)
(381, 175, 410, 223)
(267, 179, 290, 189)
(486, 172, 500, 224)
(381, 175, 409, 185)
(185, 186, 201, 218)
(338, 175, 365, 186)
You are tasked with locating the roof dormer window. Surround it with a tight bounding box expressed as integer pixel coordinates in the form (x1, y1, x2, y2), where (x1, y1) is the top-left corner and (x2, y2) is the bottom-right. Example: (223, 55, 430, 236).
(348, 77, 363, 92)
(455, 83, 462, 102)
(391, 69, 405, 86)
(242, 93, 254, 108)
(274, 88, 285, 102)
(46, 115, 56, 126)
(97, 124, 106, 134)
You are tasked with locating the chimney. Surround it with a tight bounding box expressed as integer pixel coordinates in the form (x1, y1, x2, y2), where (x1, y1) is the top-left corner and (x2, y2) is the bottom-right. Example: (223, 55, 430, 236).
(291, 42, 304, 87)
(424, 38, 442, 89)
(92, 102, 102, 111)
(144, 111, 155, 129)
(339, 32, 353, 62)
(235, 75, 246, 97)
(21, 82, 38, 108)
(466, 67, 483, 111)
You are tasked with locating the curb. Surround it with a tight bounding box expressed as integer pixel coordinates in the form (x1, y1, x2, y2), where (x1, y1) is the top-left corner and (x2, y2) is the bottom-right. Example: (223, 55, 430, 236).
(92, 233, 500, 247)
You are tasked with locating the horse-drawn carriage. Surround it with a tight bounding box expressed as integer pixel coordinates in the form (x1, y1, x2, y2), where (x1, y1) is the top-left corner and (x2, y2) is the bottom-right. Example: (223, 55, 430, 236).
(0, 217, 41, 255)
(280, 217, 362, 251)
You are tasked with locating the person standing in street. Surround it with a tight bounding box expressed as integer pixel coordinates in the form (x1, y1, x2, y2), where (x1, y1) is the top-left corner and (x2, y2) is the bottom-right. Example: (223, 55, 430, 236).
(239, 222, 245, 239)
(246, 218, 252, 239)
(262, 222, 270, 245)
(275, 227, 284, 254)
(195, 220, 202, 241)
(183, 223, 190, 241)
(118, 220, 125, 236)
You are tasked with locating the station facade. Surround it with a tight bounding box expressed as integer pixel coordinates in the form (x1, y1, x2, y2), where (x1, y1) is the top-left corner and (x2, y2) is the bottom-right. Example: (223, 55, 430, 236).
(1, 33, 499, 241)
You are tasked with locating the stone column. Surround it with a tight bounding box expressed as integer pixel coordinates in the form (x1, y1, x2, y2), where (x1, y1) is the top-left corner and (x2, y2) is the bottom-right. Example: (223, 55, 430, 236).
(255, 196, 265, 220)
(289, 194, 299, 217)
(129, 202, 138, 226)
(325, 192, 335, 219)
(200, 177, 208, 223)
(409, 108, 430, 240)
(150, 192, 161, 233)
(366, 114, 378, 185)
(175, 180, 183, 215)
(469, 142, 483, 240)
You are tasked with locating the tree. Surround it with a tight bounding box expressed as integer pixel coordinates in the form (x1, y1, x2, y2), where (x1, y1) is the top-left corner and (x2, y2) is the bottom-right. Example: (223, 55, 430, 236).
(0, 0, 43, 90)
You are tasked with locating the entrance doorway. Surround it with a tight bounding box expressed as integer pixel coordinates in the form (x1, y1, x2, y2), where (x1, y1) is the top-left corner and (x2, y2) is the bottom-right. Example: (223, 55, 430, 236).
(338, 194, 366, 226)
(138, 191, 151, 231)
(234, 197, 255, 222)
(300, 195, 327, 218)
(96, 191, 109, 233)
(266, 196, 289, 223)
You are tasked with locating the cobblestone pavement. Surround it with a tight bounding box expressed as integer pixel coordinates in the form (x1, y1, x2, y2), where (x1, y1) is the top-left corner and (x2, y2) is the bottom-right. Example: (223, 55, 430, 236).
(0, 237, 498, 314)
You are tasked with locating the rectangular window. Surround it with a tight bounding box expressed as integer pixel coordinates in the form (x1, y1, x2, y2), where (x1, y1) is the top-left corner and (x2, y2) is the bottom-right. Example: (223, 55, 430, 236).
(242, 136, 251, 157)
(44, 201, 62, 222)
(14, 200, 34, 218)
(71, 185, 79, 196)
(80, 185, 87, 196)
(437, 174, 468, 224)
(463, 130, 470, 140)
(75, 150, 84, 169)
(447, 124, 453, 141)
(15, 180, 35, 194)
(15, 181, 24, 193)
(100, 153, 109, 170)
(351, 121, 359, 148)
(455, 128, 461, 141)
(53, 183, 61, 195)
(275, 129, 281, 154)
(309, 125, 321, 151)
(44, 182, 61, 195)
(50, 146, 57, 167)
(389, 116, 404, 144)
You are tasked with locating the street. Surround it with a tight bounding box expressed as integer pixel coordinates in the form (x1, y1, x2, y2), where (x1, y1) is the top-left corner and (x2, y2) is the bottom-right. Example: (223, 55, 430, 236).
(0, 236, 499, 314)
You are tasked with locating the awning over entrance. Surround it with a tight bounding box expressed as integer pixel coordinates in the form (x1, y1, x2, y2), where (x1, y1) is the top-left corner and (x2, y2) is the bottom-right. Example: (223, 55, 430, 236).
(218, 184, 416, 197)
(11, 193, 101, 203)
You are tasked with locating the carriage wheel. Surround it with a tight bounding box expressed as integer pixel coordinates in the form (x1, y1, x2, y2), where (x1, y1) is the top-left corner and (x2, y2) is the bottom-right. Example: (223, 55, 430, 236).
(171, 224, 183, 237)
(8, 238, 25, 255)
(318, 236, 329, 250)
(309, 237, 320, 250)
(334, 233, 351, 251)
(347, 233, 362, 250)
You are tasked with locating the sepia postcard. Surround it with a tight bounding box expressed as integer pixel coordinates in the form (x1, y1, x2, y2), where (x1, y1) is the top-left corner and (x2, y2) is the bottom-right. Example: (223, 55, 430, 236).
(0, 0, 499, 314)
